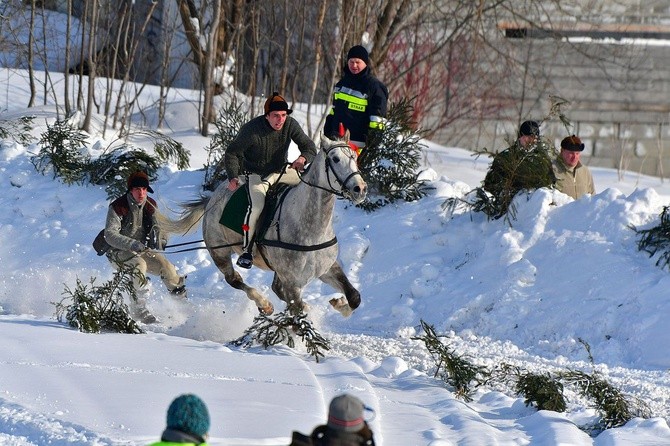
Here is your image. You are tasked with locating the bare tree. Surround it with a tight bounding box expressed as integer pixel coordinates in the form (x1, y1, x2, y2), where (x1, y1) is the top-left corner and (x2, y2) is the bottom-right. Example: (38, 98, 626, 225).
(304, 0, 329, 137)
(27, 0, 36, 107)
(201, 0, 222, 135)
(108, 1, 159, 135)
(63, 0, 73, 116)
(81, 0, 98, 132)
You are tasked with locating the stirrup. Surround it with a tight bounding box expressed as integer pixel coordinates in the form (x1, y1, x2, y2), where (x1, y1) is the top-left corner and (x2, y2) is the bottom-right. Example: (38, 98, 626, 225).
(236, 252, 253, 269)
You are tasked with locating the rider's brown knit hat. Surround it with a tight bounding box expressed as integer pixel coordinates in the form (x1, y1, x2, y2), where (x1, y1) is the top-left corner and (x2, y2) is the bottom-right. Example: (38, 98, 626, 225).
(264, 92, 292, 115)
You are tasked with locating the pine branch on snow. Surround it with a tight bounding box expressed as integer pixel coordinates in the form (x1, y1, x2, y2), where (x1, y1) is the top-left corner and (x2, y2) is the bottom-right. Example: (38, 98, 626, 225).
(30, 118, 190, 198)
(412, 320, 488, 402)
(231, 310, 330, 362)
(515, 371, 567, 412)
(634, 205, 670, 271)
(53, 263, 145, 334)
(560, 370, 651, 431)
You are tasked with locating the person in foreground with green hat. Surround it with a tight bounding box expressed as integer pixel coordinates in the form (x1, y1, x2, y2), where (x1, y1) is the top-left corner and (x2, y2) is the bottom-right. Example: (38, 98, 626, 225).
(150, 394, 210, 445)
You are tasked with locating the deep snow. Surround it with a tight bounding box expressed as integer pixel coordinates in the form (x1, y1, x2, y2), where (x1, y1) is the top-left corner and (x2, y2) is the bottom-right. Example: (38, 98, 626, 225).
(0, 68, 670, 445)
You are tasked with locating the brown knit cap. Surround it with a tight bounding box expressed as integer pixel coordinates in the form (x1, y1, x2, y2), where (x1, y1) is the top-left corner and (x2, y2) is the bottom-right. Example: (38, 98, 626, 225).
(264, 92, 292, 115)
(127, 171, 154, 193)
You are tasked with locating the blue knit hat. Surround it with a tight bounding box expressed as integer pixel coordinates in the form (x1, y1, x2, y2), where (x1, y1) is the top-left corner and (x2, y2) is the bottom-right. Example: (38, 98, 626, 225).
(166, 394, 210, 438)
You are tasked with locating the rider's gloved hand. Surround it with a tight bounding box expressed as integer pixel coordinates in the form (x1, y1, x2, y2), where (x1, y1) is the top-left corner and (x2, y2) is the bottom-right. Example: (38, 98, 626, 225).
(131, 241, 146, 252)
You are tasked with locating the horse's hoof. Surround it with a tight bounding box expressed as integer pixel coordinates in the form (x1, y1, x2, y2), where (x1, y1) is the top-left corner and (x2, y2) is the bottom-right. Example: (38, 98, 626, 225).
(287, 301, 308, 316)
(259, 302, 274, 316)
(329, 297, 353, 317)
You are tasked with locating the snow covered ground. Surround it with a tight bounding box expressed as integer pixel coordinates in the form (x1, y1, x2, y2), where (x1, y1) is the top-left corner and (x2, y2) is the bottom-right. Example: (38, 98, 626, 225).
(1, 68, 670, 445)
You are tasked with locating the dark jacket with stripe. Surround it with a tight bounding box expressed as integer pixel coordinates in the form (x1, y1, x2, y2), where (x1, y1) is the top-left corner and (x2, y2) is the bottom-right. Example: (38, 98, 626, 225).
(324, 66, 389, 146)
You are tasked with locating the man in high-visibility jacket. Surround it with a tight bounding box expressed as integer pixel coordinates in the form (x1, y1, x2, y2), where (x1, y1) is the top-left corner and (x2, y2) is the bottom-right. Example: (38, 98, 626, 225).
(325, 45, 389, 154)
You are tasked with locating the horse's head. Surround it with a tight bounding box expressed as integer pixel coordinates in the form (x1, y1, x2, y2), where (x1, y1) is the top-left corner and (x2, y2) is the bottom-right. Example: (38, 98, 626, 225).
(318, 133, 367, 204)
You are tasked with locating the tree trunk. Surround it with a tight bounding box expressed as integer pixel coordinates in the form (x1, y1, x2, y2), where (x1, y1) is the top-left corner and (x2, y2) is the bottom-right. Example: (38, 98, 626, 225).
(82, 0, 99, 132)
(64, 0, 72, 116)
(27, 0, 36, 107)
(201, 0, 222, 136)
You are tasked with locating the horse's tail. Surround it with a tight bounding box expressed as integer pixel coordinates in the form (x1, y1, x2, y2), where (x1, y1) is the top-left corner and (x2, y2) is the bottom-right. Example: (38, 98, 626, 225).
(155, 196, 210, 236)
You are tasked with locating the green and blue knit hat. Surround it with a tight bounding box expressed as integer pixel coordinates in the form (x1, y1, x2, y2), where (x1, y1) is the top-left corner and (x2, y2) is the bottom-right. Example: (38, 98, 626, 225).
(166, 394, 210, 438)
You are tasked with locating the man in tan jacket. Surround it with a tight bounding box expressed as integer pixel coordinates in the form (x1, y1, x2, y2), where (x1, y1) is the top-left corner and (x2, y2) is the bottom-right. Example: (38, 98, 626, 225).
(104, 171, 185, 323)
(552, 135, 596, 200)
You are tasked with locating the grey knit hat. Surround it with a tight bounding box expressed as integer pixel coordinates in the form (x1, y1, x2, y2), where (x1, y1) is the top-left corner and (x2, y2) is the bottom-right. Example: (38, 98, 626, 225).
(327, 394, 365, 433)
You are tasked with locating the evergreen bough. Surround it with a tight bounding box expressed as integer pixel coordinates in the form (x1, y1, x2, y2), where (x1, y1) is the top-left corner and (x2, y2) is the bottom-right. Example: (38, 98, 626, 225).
(32, 119, 90, 184)
(415, 321, 652, 432)
(231, 310, 330, 362)
(442, 136, 555, 222)
(0, 115, 36, 145)
(53, 263, 145, 334)
(515, 370, 567, 412)
(634, 205, 670, 271)
(30, 119, 190, 198)
(203, 100, 249, 191)
(357, 98, 429, 211)
(412, 320, 488, 402)
(559, 370, 650, 430)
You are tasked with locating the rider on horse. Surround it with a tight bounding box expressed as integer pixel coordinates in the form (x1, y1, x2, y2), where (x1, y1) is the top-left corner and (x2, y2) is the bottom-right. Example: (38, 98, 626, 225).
(223, 92, 317, 269)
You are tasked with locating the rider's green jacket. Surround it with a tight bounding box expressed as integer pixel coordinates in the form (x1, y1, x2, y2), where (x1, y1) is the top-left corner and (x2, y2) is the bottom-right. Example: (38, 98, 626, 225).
(224, 115, 316, 179)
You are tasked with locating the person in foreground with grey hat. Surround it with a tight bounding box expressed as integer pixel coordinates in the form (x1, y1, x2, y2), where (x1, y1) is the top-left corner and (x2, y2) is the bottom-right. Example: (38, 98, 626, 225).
(223, 92, 317, 269)
(324, 45, 389, 154)
(482, 120, 556, 218)
(289, 393, 376, 445)
(101, 171, 186, 323)
(149, 394, 210, 445)
(552, 134, 595, 199)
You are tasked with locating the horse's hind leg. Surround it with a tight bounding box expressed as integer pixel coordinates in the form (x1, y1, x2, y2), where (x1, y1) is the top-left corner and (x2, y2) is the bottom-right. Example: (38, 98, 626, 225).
(319, 261, 360, 317)
(210, 249, 274, 315)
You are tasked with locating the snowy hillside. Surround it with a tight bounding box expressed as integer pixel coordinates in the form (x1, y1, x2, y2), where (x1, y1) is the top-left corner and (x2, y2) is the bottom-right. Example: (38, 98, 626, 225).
(1, 68, 670, 444)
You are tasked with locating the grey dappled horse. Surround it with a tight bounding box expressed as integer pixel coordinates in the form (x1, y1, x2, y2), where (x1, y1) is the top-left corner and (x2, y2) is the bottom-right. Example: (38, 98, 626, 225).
(161, 135, 367, 316)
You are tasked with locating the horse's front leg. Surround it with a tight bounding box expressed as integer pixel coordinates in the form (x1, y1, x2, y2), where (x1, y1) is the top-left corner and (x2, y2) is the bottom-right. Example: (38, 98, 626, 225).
(319, 261, 360, 317)
(271, 274, 307, 315)
(210, 248, 274, 315)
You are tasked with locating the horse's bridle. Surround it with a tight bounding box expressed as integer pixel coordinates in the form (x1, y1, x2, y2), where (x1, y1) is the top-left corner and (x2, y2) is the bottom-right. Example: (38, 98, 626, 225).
(299, 142, 364, 200)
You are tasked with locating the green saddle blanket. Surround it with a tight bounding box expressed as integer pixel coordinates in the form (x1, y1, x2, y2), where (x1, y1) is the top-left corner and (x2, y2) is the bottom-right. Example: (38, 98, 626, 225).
(219, 186, 249, 235)
(219, 183, 291, 237)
